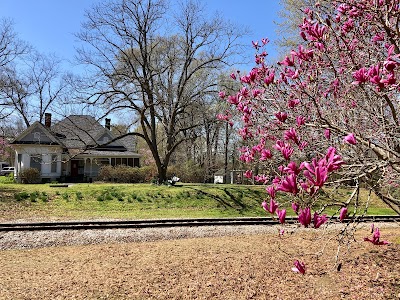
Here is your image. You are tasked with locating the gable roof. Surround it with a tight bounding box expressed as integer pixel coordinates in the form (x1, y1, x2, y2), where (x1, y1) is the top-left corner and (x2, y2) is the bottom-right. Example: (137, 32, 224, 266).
(12, 121, 61, 145)
(13, 115, 137, 153)
(51, 115, 108, 149)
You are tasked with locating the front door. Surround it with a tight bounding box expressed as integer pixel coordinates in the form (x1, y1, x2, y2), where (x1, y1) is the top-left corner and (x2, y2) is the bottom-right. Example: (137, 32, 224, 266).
(71, 160, 79, 177)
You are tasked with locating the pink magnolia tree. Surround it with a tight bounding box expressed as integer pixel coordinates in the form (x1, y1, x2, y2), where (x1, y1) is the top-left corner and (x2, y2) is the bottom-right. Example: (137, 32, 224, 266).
(220, 0, 397, 273)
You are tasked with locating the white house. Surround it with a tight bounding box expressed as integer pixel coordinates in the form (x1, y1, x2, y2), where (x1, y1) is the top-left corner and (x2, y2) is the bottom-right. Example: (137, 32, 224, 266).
(12, 114, 141, 182)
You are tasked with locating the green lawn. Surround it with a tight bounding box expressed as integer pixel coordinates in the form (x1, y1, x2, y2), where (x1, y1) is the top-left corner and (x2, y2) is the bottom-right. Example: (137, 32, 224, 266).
(0, 182, 397, 221)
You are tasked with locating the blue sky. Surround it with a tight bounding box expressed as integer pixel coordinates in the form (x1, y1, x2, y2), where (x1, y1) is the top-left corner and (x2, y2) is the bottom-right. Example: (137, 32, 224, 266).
(1, 1, 282, 71)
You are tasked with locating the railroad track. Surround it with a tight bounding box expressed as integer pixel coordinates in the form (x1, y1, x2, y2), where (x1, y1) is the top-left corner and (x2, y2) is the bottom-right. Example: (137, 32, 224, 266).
(0, 215, 399, 232)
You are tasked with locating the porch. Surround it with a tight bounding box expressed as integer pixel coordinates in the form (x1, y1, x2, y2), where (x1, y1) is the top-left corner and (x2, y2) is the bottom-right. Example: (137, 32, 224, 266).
(62, 155, 140, 182)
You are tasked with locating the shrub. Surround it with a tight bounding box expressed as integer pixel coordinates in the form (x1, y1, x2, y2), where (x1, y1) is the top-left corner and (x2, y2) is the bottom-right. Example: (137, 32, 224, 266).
(14, 191, 30, 201)
(98, 165, 157, 183)
(0, 173, 15, 184)
(19, 168, 41, 184)
(30, 191, 39, 202)
(75, 191, 83, 200)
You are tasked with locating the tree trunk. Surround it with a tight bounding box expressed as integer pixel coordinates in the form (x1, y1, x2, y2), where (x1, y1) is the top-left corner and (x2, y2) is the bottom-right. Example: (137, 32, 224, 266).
(157, 164, 168, 184)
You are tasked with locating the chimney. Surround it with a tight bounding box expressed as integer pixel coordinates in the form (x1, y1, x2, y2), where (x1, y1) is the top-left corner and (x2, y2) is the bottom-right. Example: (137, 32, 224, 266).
(45, 113, 52, 128)
(105, 118, 111, 130)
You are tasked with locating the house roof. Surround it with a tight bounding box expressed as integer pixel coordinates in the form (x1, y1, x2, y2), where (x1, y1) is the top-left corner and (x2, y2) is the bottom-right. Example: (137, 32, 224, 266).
(12, 121, 61, 145)
(51, 115, 109, 149)
(73, 150, 140, 157)
(12, 115, 138, 155)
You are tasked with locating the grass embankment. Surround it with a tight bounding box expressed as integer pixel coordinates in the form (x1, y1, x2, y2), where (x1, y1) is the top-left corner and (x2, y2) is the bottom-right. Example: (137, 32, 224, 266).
(0, 182, 396, 221)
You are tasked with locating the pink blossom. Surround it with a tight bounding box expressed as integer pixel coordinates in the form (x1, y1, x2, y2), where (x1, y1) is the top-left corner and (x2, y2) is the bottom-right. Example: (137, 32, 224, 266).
(296, 116, 306, 126)
(239, 147, 254, 163)
(283, 161, 302, 175)
(278, 55, 295, 67)
(306, 23, 326, 41)
(227, 94, 239, 105)
(324, 147, 344, 172)
(298, 207, 312, 227)
(252, 89, 262, 98)
(274, 140, 294, 160)
(352, 67, 368, 85)
(292, 260, 306, 275)
(238, 127, 253, 139)
(277, 174, 299, 195)
(364, 227, 389, 245)
(261, 38, 269, 45)
(344, 133, 357, 145)
(264, 71, 275, 85)
(279, 229, 285, 236)
(284, 128, 299, 145)
(299, 141, 308, 151)
(252, 40, 259, 49)
(313, 212, 328, 228)
(337, 3, 349, 14)
(276, 209, 286, 224)
(272, 176, 281, 185)
(339, 207, 348, 221)
(239, 87, 250, 98)
(274, 112, 288, 122)
(342, 18, 354, 33)
(324, 128, 331, 139)
(302, 159, 328, 188)
(384, 60, 397, 72)
(381, 72, 396, 85)
(288, 98, 300, 108)
(260, 149, 273, 161)
(262, 199, 279, 214)
(372, 32, 385, 43)
(368, 64, 384, 89)
(244, 170, 253, 179)
(291, 45, 313, 61)
(266, 186, 276, 199)
(240, 75, 251, 84)
(254, 174, 269, 184)
(230, 73, 236, 80)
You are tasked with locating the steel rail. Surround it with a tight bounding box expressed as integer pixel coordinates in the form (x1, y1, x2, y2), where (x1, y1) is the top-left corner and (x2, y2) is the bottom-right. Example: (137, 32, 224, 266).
(0, 215, 399, 232)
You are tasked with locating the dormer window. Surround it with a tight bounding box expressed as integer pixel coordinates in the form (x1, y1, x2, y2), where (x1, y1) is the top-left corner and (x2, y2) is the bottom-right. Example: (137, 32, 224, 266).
(34, 132, 40, 140)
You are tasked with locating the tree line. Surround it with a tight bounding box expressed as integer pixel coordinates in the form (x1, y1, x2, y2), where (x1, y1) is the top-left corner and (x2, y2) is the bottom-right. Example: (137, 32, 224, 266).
(0, 0, 248, 182)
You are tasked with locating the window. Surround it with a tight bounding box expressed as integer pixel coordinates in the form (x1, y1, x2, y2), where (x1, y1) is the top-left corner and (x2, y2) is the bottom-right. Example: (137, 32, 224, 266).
(33, 132, 41, 140)
(134, 158, 140, 167)
(51, 155, 57, 173)
(128, 158, 133, 167)
(30, 155, 42, 172)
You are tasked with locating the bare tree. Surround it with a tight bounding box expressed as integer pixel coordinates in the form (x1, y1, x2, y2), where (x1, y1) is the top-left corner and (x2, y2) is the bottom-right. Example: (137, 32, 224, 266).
(1, 52, 67, 127)
(77, 0, 246, 182)
(0, 19, 30, 122)
(0, 19, 29, 68)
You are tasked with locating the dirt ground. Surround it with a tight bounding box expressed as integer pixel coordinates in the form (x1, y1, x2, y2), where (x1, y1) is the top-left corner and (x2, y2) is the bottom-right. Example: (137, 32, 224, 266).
(0, 226, 399, 300)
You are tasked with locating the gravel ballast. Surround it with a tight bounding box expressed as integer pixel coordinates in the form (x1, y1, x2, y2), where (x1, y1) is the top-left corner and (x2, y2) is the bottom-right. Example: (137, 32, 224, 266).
(1, 221, 398, 250)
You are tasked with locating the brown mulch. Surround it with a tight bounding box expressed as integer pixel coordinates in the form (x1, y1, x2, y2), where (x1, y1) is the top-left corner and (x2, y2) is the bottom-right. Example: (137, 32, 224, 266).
(0, 227, 399, 300)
